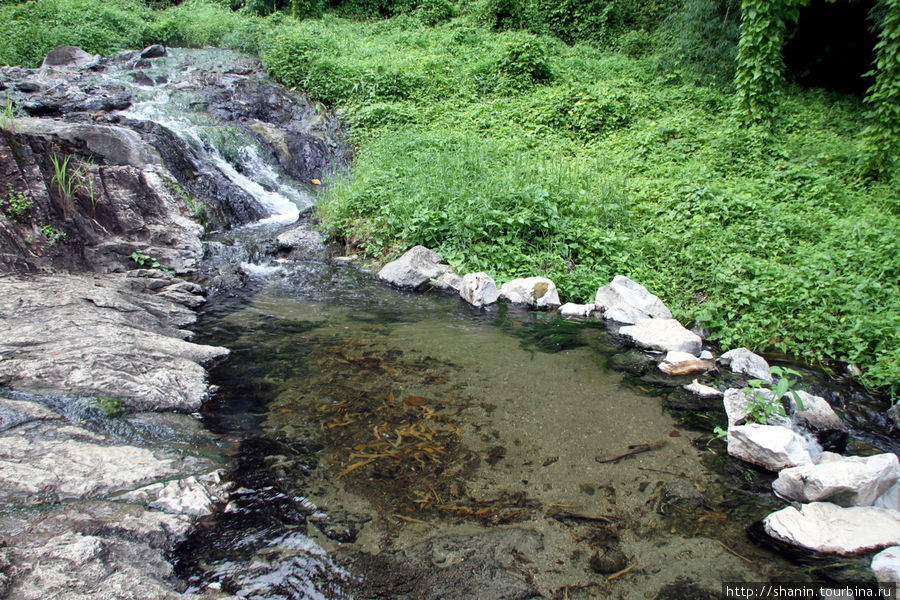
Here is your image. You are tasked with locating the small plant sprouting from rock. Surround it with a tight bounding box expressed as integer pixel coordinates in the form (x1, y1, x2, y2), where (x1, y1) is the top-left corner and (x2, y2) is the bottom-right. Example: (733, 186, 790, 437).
(49, 154, 87, 220)
(0, 95, 16, 132)
(742, 365, 805, 425)
(4, 186, 33, 221)
(40, 224, 65, 245)
(129, 250, 172, 272)
(93, 395, 126, 418)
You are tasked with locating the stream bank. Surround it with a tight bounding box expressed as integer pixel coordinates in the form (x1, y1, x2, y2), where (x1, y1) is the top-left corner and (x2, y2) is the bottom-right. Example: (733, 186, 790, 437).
(0, 45, 347, 599)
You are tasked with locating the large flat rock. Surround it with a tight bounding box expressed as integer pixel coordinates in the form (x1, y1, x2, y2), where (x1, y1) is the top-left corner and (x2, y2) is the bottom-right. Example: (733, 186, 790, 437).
(0, 273, 228, 411)
(773, 453, 900, 508)
(764, 502, 900, 555)
(0, 420, 180, 500)
(618, 318, 703, 355)
(727, 424, 815, 471)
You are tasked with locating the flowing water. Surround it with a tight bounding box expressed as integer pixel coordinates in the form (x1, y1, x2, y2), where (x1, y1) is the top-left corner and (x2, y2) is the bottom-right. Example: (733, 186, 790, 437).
(96, 48, 886, 599)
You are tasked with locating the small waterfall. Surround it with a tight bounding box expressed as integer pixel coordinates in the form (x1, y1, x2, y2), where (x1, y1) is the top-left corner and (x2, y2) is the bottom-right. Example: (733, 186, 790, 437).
(107, 48, 312, 227)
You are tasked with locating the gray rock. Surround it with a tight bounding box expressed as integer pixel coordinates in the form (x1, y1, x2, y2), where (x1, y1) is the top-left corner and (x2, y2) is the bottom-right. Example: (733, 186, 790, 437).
(618, 318, 703, 355)
(119, 472, 228, 516)
(459, 272, 500, 307)
(727, 424, 816, 471)
(1, 530, 193, 600)
(0, 422, 180, 500)
(499, 276, 561, 309)
(589, 545, 628, 574)
(764, 502, 900, 555)
(8, 119, 166, 167)
(772, 453, 900, 508)
(786, 390, 847, 433)
(723, 388, 787, 427)
(276, 222, 331, 260)
(872, 546, 900, 584)
(41, 46, 97, 69)
(888, 404, 900, 430)
(658, 351, 713, 376)
(718, 348, 772, 382)
(377, 246, 460, 292)
(0, 398, 61, 433)
(140, 45, 167, 59)
(432, 271, 463, 292)
(595, 275, 672, 324)
(558, 302, 596, 319)
(0, 274, 228, 411)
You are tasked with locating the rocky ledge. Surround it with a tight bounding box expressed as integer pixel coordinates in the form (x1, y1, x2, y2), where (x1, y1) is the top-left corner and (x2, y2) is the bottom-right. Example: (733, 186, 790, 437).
(0, 44, 348, 599)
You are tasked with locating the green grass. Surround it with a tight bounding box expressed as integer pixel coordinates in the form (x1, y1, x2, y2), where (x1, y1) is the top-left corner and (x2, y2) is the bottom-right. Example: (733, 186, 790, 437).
(1, 0, 897, 396)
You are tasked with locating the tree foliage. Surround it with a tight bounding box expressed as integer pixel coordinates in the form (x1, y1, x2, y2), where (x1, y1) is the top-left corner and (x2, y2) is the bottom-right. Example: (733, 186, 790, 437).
(734, 0, 801, 121)
(860, 0, 900, 179)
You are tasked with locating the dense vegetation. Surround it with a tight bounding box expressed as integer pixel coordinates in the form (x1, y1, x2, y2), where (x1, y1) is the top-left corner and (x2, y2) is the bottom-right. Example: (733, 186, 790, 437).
(1, 0, 898, 396)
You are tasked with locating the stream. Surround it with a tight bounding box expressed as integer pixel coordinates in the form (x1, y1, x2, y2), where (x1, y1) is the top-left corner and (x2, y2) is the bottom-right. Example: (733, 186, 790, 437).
(88, 48, 888, 599)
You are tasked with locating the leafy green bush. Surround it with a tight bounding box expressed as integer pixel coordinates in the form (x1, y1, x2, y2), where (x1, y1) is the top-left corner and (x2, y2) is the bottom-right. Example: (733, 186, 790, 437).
(326, 0, 391, 18)
(523, 0, 677, 44)
(496, 34, 553, 88)
(529, 83, 633, 136)
(292, 0, 325, 18)
(416, 0, 453, 25)
(3, 187, 33, 221)
(472, 0, 527, 30)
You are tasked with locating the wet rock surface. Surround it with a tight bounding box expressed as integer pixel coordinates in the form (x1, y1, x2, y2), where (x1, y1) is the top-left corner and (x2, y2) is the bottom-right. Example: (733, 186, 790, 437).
(0, 273, 228, 411)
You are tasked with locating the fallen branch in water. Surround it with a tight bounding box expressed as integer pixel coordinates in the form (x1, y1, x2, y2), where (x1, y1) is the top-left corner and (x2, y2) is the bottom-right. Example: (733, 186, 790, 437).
(607, 564, 634, 580)
(547, 508, 619, 524)
(595, 441, 665, 464)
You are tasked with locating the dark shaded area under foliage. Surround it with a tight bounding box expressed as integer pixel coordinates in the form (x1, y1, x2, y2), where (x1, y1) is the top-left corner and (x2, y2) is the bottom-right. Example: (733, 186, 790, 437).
(784, 0, 880, 95)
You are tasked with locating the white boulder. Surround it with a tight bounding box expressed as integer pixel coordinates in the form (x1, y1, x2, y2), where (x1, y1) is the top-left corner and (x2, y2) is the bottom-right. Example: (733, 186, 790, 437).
(618, 318, 702, 355)
(872, 546, 900, 584)
(459, 272, 500, 307)
(764, 502, 900, 555)
(717, 348, 772, 382)
(594, 275, 672, 324)
(377, 245, 459, 291)
(683, 379, 723, 398)
(727, 424, 816, 471)
(559, 303, 596, 319)
(722, 388, 789, 428)
(658, 351, 713, 376)
(499, 277, 561, 309)
(773, 453, 900, 509)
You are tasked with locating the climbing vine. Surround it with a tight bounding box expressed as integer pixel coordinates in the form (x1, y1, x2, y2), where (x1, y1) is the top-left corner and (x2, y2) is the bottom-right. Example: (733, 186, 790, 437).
(860, 0, 900, 180)
(734, 0, 802, 122)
